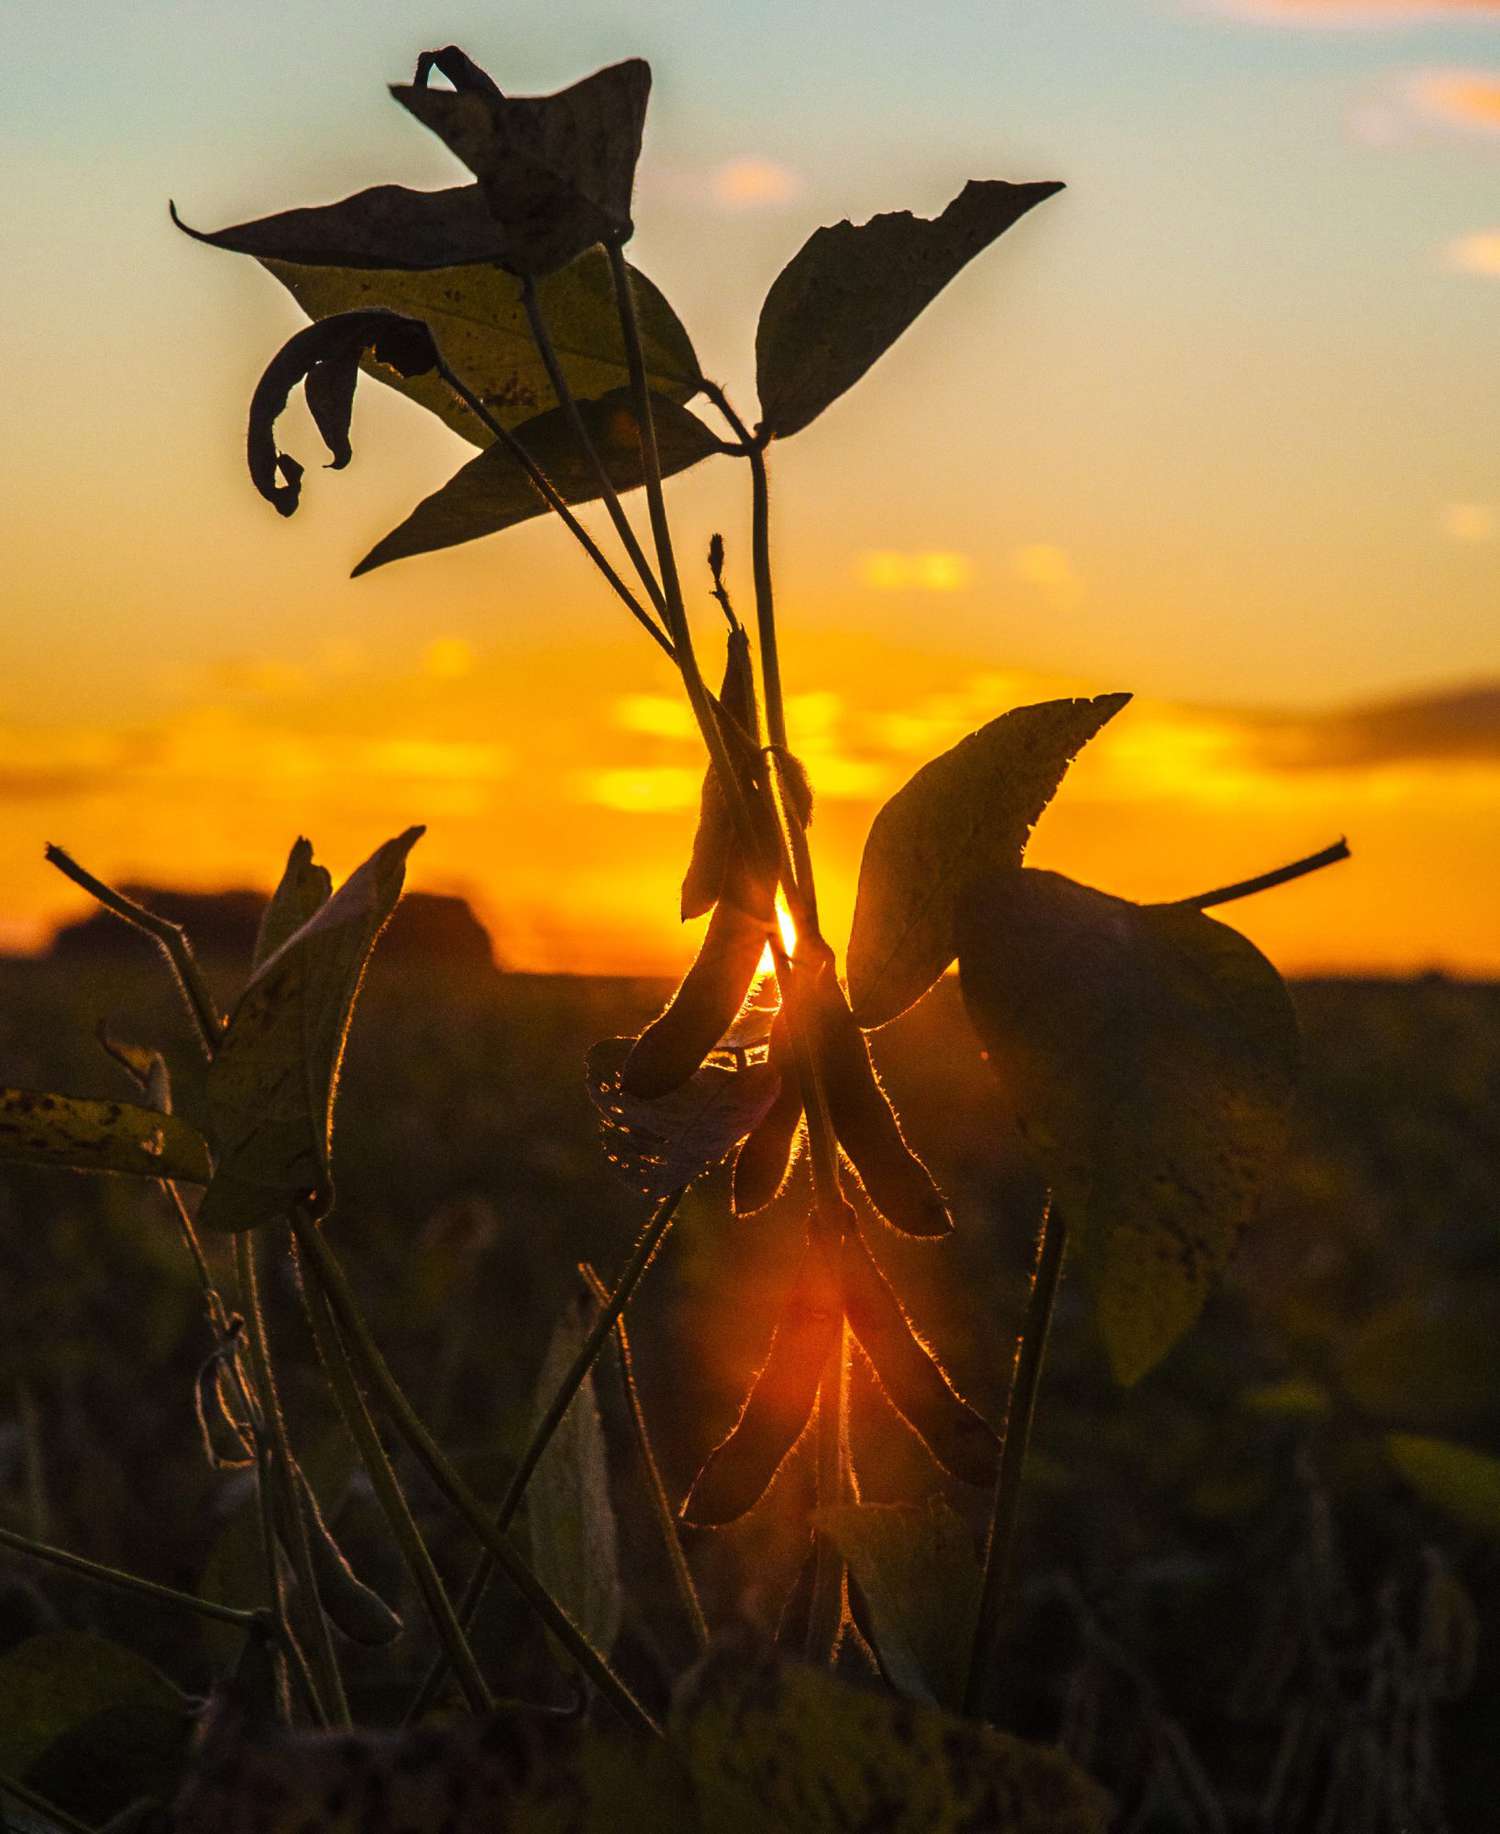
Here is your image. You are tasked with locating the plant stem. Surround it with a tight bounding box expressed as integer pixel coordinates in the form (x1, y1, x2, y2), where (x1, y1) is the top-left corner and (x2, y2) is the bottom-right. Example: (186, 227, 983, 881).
(0, 1769, 100, 1834)
(433, 355, 676, 663)
(42, 845, 223, 1054)
(296, 1253, 494, 1714)
(520, 280, 669, 619)
(407, 1190, 685, 1720)
(0, 1522, 266, 1632)
(236, 1231, 350, 1728)
(294, 1215, 661, 1737)
(804, 1324, 849, 1664)
(1177, 838, 1350, 912)
(963, 1202, 1068, 1718)
(580, 1261, 709, 1657)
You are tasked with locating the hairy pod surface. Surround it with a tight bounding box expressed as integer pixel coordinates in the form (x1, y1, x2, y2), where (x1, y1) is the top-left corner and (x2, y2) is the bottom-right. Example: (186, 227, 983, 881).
(810, 972, 953, 1238)
(680, 1252, 841, 1527)
(732, 1012, 806, 1216)
(623, 899, 768, 1098)
(840, 1230, 998, 1487)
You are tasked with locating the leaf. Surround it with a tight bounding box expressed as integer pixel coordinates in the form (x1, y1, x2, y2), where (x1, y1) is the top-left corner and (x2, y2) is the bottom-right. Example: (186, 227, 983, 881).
(248, 312, 439, 514)
(353, 389, 721, 576)
(621, 902, 769, 1100)
(1386, 1434, 1500, 1536)
(756, 179, 1063, 441)
(846, 694, 1128, 1030)
(171, 184, 520, 271)
(253, 837, 331, 972)
(197, 828, 422, 1233)
(585, 1038, 781, 1201)
(393, 53, 651, 275)
(676, 1646, 1112, 1834)
(957, 869, 1299, 1385)
(0, 1088, 210, 1185)
(679, 1250, 841, 1528)
(1338, 1296, 1500, 1427)
(527, 1299, 624, 1665)
(809, 1499, 982, 1710)
(0, 1631, 187, 1783)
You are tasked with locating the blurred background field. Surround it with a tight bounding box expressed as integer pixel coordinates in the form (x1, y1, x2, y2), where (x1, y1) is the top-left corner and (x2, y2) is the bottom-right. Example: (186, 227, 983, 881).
(1, 906, 1497, 1827)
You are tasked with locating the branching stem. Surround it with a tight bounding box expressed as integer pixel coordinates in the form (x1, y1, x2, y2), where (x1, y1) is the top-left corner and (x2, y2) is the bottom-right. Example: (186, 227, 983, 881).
(0, 1521, 266, 1632)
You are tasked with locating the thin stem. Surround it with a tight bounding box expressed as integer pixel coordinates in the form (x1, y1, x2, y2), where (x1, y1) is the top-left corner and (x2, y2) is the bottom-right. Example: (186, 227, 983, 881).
(804, 1323, 849, 1665)
(236, 1232, 349, 1728)
(0, 1522, 266, 1632)
(0, 1769, 100, 1834)
(297, 1253, 494, 1714)
(43, 845, 223, 1053)
(519, 280, 668, 618)
(294, 1216, 661, 1738)
(963, 1202, 1068, 1718)
(1175, 838, 1350, 912)
(433, 355, 675, 663)
(408, 1190, 684, 1720)
(581, 1261, 709, 1657)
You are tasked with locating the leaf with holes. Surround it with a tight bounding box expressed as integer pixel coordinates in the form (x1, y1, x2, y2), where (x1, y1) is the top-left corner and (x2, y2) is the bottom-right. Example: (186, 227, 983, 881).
(847, 694, 1128, 1030)
(0, 1089, 210, 1186)
(197, 829, 422, 1233)
(958, 868, 1299, 1385)
(757, 179, 1062, 440)
(353, 389, 721, 575)
(585, 1038, 781, 1201)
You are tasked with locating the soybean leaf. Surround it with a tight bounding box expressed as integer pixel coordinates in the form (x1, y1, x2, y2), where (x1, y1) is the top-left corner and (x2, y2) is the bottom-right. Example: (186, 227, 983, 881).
(847, 694, 1128, 1030)
(393, 55, 650, 275)
(1386, 1434, 1500, 1537)
(958, 869, 1299, 1386)
(676, 1647, 1112, 1834)
(172, 184, 517, 271)
(585, 1038, 780, 1201)
(757, 179, 1063, 440)
(253, 837, 332, 972)
(0, 1632, 187, 1784)
(527, 1299, 623, 1666)
(353, 389, 721, 576)
(0, 1089, 210, 1186)
(198, 829, 422, 1233)
(812, 1499, 981, 1710)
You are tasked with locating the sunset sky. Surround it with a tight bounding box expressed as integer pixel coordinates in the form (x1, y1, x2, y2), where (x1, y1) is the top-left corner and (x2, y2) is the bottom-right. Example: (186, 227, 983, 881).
(4, 0, 1497, 975)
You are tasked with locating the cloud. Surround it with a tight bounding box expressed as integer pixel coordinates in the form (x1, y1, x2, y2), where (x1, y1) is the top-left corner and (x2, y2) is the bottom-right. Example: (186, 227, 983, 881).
(1441, 503, 1497, 542)
(1011, 543, 1081, 601)
(572, 767, 702, 813)
(709, 158, 803, 210)
(858, 550, 975, 591)
(1248, 681, 1500, 769)
(1446, 230, 1500, 276)
(1211, 0, 1500, 23)
(421, 637, 476, 680)
(1411, 68, 1500, 132)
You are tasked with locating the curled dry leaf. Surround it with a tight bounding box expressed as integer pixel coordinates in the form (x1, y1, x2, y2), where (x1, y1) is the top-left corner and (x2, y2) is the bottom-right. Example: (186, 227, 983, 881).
(394, 50, 651, 275)
(846, 693, 1129, 1030)
(248, 312, 438, 515)
(679, 1249, 842, 1527)
(0, 1088, 211, 1187)
(198, 829, 423, 1233)
(841, 1228, 998, 1487)
(353, 389, 723, 576)
(585, 1038, 781, 1202)
(756, 178, 1063, 440)
(622, 900, 770, 1100)
(957, 867, 1299, 1385)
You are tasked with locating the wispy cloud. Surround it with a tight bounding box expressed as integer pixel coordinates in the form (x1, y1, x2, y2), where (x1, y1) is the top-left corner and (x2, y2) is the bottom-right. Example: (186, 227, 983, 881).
(1010, 543, 1081, 602)
(1411, 68, 1500, 132)
(1211, 0, 1500, 24)
(1244, 680, 1500, 769)
(709, 158, 803, 210)
(1446, 230, 1500, 275)
(1441, 502, 1497, 541)
(858, 550, 974, 591)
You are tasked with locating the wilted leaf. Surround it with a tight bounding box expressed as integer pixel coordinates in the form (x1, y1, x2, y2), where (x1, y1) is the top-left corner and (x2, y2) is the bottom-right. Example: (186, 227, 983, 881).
(528, 1300, 623, 1665)
(680, 1250, 841, 1528)
(0, 1632, 188, 1787)
(957, 868, 1299, 1385)
(198, 828, 422, 1233)
(676, 1646, 1112, 1834)
(0, 1088, 210, 1185)
(353, 389, 721, 575)
(846, 695, 1128, 1030)
(1387, 1433, 1500, 1536)
(248, 312, 438, 514)
(586, 1037, 781, 1201)
(253, 837, 331, 972)
(756, 179, 1063, 440)
(394, 54, 650, 275)
(811, 1500, 981, 1709)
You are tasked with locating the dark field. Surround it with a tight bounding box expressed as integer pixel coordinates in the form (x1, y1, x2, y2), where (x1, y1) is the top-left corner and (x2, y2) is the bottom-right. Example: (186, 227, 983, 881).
(2, 948, 1498, 1828)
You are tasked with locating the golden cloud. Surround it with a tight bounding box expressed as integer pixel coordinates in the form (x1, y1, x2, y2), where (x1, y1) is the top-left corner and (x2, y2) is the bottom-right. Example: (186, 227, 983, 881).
(858, 551, 974, 591)
(1447, 231, 1500, 276)
(710, 158, 803, 209)
(1412, 69, 1500, 132)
